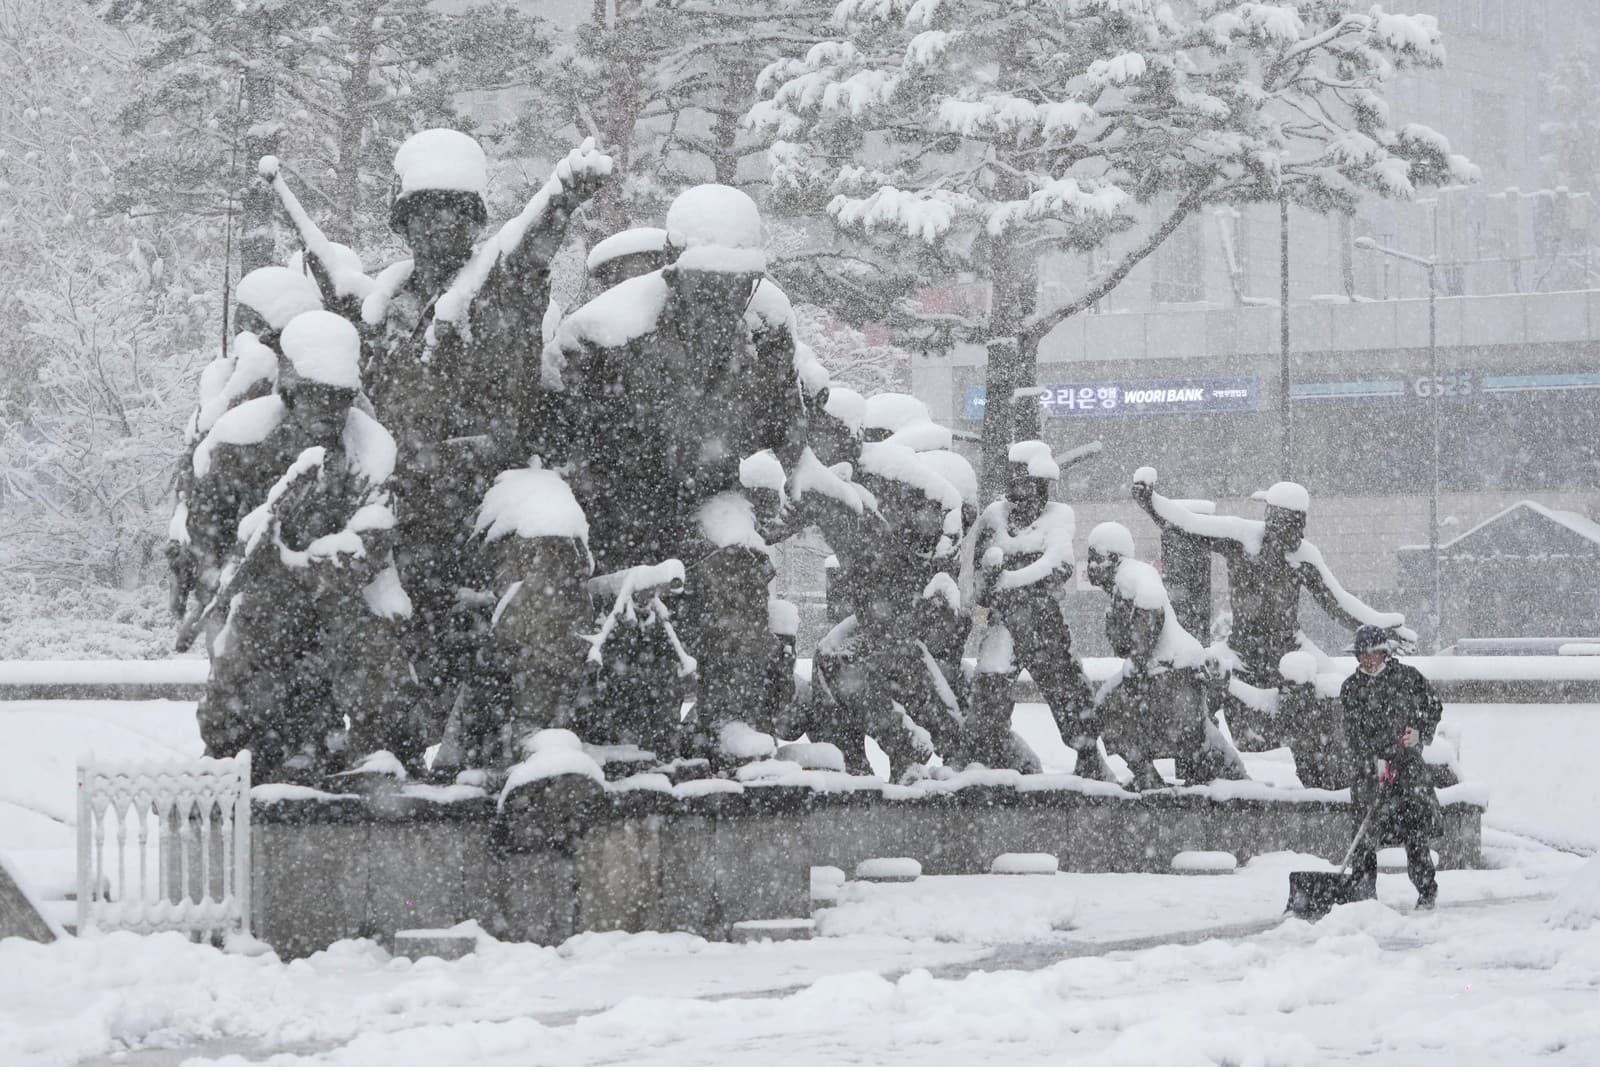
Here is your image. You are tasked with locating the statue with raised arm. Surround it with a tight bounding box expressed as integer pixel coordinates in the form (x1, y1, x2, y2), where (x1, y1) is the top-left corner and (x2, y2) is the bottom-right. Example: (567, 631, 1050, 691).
(1130, 466, 1413, 762)
(359, 130, 613, 774)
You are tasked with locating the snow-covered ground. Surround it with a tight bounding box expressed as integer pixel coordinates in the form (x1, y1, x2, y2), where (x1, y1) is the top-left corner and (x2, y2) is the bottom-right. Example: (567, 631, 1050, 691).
(2, 699, 1597, 1066)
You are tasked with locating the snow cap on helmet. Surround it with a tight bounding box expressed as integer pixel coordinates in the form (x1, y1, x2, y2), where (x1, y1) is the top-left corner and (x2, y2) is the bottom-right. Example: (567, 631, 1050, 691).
(1008, 440, 1060, 481)
(279, 310, 362, 392)
(666, 184, 767, 273)
(236, 267, 322, 332)
(390, 128, 489, 231)
(587, 227, 669, 273)
(1252, 480, 1310, 513)
(1088, 521, 1136, 559)
(1345, 624, 1392, 655)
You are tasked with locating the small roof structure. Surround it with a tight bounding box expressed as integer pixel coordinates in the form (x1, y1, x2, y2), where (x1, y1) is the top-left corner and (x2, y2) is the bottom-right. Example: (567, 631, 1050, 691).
(1400, 500, 1600, 558)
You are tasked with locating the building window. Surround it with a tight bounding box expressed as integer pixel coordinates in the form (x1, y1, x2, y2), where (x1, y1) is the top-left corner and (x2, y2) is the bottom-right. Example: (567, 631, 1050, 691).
(1152, 214, 1204, 304)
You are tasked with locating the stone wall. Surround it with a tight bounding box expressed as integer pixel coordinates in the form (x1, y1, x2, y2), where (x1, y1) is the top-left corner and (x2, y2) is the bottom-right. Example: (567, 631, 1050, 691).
(250, 781, 1485, 959)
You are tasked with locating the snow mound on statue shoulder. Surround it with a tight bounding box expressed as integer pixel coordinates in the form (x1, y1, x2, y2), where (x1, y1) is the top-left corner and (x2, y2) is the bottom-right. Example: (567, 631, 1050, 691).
(698, 493, 769, 552)
(553, 271, 668, 354)
(1113, 558, 1171, 611)
(862, 392, 930, 434)
(1253, 480, 1310, 512)
(393, 128, 487, 197)
(235, 266, 322, 330)
(886, 421, 952, 452)
(1548, 856, 1600, 930)
(1087, 521, 1136, 558)
(824, 387, 866, 433)
(744, 276, 793, 331)
(192, 395, 286, 477)
(1008, 440, 1059, 480)
(476, 466, 589, 543)
(858, 442, 961, 512)
(917, 450, 977, 509)
(1279, 650, 1320, 685)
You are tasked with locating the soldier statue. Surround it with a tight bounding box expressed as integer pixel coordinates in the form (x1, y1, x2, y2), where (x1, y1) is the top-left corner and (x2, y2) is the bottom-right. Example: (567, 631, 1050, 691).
(1132, 468, 1413, 767)
(969, 442, 1101, 776)
(360, 129, 612, 774)
(548, 184, 809, 767)
(191, 311, 425, 781)
(1084, 521, 1248, 790)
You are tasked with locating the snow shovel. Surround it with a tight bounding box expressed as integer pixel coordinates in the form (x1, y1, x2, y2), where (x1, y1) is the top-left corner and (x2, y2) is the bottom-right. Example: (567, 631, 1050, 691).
(1286, 795, 1381, 920)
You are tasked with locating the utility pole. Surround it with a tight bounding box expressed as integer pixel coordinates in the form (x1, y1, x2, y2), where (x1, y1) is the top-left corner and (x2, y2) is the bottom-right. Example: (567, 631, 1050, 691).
(1279, 195, 1293, 480)
(1355, 236, 1442, 650)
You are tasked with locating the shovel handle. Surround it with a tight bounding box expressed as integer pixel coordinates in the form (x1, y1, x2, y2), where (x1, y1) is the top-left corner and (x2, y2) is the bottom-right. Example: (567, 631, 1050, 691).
(1337, 794, 1382, 876)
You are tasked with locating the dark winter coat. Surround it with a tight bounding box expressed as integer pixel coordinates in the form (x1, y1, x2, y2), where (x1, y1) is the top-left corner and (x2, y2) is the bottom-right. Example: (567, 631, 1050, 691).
(1340, 658, 1443, 844)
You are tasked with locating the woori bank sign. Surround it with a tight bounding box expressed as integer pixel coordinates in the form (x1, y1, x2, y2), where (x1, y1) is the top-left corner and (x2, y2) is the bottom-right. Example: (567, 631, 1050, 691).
(961, 376, 1260, 419)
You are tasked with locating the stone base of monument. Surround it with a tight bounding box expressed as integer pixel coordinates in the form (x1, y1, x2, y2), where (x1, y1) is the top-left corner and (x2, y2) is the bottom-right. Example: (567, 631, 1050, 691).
(247, 775, 1486, 959)
(1170, 850, 1239, 876)
(731, 918, 815, 943)
(394, 928, 478, 961)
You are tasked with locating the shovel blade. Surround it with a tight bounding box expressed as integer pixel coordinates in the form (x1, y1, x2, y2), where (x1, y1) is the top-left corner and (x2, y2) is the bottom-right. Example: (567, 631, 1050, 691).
(1287, 870, 1360, 920)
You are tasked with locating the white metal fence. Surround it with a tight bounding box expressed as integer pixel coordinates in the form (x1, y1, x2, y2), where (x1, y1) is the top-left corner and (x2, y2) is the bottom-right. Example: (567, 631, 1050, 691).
(76, 753, 251, 939)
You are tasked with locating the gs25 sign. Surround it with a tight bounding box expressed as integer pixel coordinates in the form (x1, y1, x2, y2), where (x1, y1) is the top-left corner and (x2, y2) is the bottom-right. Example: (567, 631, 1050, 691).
(1411, 373, 1475, 398)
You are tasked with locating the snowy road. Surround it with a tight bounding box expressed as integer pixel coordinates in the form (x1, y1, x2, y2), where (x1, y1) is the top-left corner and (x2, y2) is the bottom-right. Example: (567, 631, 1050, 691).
(5, 845, 1590, 1067)
(2, 698, 1598, 1065)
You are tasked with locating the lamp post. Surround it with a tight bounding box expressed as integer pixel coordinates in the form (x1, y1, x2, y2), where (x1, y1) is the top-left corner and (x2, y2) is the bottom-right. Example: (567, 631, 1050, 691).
(1354, 236, 1440, 650)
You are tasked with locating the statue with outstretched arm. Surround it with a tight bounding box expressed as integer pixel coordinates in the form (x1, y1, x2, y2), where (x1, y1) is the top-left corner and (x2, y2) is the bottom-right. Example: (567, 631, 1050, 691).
(1130, 466, 1413, 689)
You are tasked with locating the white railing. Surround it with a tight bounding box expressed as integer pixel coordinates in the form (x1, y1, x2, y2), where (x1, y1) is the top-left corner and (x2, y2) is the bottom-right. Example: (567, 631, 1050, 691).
(76, 753, 251, 940)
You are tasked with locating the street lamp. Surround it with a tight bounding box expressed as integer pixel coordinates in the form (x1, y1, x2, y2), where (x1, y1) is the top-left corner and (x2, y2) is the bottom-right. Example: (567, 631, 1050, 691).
(1353, 235, 1440, 650)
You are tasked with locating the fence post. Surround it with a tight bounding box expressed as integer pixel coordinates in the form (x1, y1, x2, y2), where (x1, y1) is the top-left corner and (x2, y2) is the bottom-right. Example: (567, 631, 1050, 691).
(75, 762, 90, 935)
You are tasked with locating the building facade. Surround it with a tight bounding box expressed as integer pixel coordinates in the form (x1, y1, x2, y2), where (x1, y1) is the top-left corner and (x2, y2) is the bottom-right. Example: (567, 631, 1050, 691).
(909, 1, 1600, 648)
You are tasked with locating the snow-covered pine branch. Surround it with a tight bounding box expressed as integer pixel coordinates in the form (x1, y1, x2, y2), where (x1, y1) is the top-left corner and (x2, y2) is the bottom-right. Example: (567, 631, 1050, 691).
(752, 0, 1476, 492)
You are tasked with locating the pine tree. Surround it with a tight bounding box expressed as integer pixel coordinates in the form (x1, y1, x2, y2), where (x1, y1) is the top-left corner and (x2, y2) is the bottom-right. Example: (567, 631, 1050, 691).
(753, 0, 1476, 490)
(0, 0, 214, 588)
(1543, 30, 1600, 191)
(103, 0, 547, 263)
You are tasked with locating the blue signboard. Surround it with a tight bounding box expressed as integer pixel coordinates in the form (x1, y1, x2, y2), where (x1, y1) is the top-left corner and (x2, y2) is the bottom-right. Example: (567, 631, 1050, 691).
(961, 376, 1260, 420)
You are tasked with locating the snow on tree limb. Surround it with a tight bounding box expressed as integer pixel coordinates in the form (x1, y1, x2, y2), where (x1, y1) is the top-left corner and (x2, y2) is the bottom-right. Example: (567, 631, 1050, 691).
(754, 0, 1476, 351)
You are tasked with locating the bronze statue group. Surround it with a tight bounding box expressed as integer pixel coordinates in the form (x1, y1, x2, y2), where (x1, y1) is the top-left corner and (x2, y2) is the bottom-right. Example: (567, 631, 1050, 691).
(168, 130, 1419, 797)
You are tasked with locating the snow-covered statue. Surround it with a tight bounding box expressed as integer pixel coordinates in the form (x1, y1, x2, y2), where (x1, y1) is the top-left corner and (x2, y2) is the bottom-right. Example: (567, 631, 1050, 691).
(1084, 522, 1248, 790)
(1133, 469, 1412, 689)
(191, 312, 425, 782)
(809, 441, 967, 778)
(548, 183, 809, 766)
(969, 442, 1097, 774)
(1126, 470, 1414, 777)
(360, 128, 613, 755)
(169, 266, 324, 642)
(914, 447, 980, 706)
